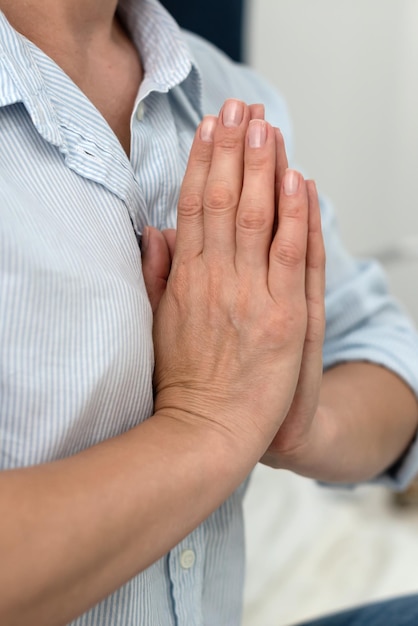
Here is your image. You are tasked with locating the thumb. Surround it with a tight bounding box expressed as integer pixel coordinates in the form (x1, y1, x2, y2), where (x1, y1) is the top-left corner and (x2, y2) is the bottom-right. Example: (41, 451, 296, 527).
(141, 226, 172, 313)
(161, 228, 177, 261)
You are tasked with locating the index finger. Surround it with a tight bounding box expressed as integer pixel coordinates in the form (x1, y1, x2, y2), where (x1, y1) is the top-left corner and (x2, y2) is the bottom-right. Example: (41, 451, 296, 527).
(175, 115, 217, 259)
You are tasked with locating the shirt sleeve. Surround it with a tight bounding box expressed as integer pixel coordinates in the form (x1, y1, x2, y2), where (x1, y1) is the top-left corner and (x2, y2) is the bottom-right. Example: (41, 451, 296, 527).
(320, 190, 418, 490)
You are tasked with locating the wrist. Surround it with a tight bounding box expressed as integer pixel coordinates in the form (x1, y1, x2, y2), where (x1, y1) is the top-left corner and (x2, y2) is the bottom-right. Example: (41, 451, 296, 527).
(154, 388, 270, 468)
(152, 407, 262, 474)
(261, 404, 337, 478)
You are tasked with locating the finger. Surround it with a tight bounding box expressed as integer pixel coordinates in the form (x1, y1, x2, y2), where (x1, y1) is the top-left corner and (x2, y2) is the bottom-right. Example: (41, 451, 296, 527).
(273, 128, 288, 236)
(161, 228, 176, 261)
(202, 99, 251, 258)
(249, 103, 265, 120)
(175, 115, 217, 259)
(274, 128, 288, 206)
(141, 226, 172, 313)
(268, 169, 309, 301)
(305, 180, 326, 349)
(235, 120, 277, 272)
(271, 182, 325, 446)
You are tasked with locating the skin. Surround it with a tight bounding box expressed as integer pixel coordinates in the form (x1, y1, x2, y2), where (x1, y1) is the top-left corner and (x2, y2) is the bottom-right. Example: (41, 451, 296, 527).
(146, 129, 418, 484)
(0, 1, 417, 624)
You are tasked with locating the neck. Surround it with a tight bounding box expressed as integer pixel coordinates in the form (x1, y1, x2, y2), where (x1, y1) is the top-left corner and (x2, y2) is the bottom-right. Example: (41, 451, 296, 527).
(1, 0, 144, 157)
(0, 0, 120, 60)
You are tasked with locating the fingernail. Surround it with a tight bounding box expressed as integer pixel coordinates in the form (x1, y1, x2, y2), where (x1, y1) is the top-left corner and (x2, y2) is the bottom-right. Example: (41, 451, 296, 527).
(200, 116, 216, 142)
(283, 169, 300, 195)
(248, 120, 267, 148)
(141, 226, 149, 253)
(222, 99, 244, 127)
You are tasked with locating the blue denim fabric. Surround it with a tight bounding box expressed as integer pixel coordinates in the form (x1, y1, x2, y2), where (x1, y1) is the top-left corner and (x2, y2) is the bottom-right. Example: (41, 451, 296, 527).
(298, 594, 418, 626)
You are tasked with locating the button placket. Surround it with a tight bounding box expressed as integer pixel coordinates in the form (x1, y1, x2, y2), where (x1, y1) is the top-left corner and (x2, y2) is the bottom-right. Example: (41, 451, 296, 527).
(168, 533, 204, 626)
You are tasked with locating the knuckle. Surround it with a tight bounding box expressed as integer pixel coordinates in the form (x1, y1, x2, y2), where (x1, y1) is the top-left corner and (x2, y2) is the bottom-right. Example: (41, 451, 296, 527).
(237, 207, 269, 232)
(281, 201, 305, 221)
(311, 251, 326, 271)
(204, 182, 237, 212)
(178, 190, 202, 217)
(306, 292, 325, 311)
(272, 239, 305, 268)
(245, 151, 270, 172)
(215, 132, 242, 154)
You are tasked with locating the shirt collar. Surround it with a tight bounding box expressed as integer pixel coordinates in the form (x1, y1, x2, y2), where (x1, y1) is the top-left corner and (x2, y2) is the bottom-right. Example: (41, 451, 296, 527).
(0, 11, 64, 147)
(0, 1, 203, 148)
(119, 0, 202, 115)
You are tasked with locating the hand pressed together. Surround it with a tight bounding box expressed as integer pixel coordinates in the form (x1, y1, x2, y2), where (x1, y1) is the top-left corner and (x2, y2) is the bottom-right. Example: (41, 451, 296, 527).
(143, 99, 325, 464)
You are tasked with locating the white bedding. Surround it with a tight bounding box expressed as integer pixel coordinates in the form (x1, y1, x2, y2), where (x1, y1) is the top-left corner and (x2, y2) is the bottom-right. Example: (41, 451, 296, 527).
(243, 464, 418, 625)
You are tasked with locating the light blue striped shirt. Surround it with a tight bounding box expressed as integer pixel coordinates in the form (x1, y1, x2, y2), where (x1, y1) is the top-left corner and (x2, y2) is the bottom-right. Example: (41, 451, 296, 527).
(1, 1, 418, 624)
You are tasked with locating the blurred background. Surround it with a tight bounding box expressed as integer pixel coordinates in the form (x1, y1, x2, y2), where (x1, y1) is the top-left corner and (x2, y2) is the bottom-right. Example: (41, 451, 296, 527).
(246, 0, 418, 318)
(241, 1, 418, 624)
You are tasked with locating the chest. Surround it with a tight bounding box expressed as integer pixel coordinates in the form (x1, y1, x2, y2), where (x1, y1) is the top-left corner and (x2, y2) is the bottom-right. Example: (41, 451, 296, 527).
(0, 106, 157, 464)
(0, 64, 202, 461)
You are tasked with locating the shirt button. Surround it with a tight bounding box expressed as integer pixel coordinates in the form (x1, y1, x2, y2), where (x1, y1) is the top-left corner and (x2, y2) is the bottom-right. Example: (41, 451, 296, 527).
(180, 549, 196, 569)
(136, 101, 145, 121)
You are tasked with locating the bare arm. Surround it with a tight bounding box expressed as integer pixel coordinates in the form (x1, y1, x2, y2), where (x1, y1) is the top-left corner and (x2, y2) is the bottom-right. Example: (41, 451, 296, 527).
(1, 416, 245, 625)
(0, 100, 318, 625)
(267, 362, 418, 483)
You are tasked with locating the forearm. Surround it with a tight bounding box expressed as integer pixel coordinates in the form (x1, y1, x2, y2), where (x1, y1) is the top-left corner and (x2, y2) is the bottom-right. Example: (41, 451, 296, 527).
(0, 412, 251, 626)
(276, 362, 418, 483)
